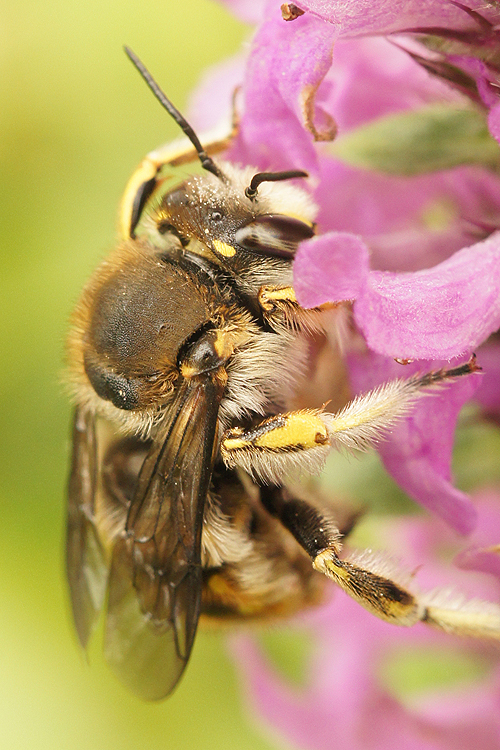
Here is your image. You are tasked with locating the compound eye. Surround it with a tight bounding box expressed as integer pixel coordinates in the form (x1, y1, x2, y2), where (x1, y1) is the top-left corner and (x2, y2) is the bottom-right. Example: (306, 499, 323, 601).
(234, 214, 315, 258)
(84, 353, 142, 411)
(165, 188, 191, 209)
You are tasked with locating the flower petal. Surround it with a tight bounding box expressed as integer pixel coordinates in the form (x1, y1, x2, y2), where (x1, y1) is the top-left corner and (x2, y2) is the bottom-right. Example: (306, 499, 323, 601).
(488, 102, 500, 145)
(217, 0, 266, 24)
(474, 342, 500, 417)
(455, 491, 500, 580)
(187, 53, 246, 133)
(321, 37, 460, 135)
(347, 352, 479, 533)
(354, 232, 500, 360)
(228, 7, 338, 172)
(296, 0, 498, 36)
(293, 232, 369, 307)
(311, 159, 495, 273)
(231, 587, 500, 750)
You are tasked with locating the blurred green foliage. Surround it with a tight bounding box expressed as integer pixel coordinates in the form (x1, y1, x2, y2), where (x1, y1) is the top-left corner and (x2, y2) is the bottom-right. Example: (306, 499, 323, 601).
(0, 1, 277, 748)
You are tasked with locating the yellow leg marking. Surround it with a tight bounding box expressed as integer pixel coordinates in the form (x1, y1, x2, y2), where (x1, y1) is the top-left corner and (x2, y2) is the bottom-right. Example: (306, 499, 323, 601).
(313, 549, 421, 625)
(120, 157, 162, 239)
(222, 410, 328, 454)
(258, 285, 297, 312)
(119, 122, 238, 239)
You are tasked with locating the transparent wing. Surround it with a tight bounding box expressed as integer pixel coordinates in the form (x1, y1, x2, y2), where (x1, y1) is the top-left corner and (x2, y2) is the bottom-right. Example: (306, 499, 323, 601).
(104, 374, 224, 700)
(66, 407, 108, 648)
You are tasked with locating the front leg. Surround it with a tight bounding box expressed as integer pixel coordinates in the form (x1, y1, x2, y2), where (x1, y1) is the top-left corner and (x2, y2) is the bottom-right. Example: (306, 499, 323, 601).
(258, 284, 338, 331)
(120, 125, 237, 239)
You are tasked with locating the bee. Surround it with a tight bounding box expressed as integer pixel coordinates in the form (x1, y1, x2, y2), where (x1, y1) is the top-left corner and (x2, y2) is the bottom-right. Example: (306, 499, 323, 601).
(66, 47, 500, 701)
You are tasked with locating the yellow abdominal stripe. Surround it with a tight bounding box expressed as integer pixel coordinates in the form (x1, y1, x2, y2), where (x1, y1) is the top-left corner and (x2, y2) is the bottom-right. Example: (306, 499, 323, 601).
(224, 411, 329, 453)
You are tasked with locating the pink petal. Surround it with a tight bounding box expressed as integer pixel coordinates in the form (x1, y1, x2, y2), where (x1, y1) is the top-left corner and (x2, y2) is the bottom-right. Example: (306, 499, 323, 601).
(474, 342, 500, 417)
(296, 0, 499, 36)
(187, 54, 246, 133)
(455, 491, 500, 581)
(347, 353, 480, 533)
(354, 232, 500, 360)
(229, 603, 433, 750)
(216, 0, 266, 24)
(313, 160, 494, 273)
(293, 232, 369, 307)
(321, 37, 460, 134)
(488, 103, 500, 145)
(230, 589, 500, 750)
(228, 7, 338, 173)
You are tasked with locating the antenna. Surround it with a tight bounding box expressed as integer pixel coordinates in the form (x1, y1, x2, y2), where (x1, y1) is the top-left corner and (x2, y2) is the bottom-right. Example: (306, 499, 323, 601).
(124, 46, 224, 180)
(245, 170, 308, 200)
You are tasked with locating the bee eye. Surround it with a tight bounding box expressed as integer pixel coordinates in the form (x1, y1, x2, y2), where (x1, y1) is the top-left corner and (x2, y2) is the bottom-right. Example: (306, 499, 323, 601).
(210, 210, 224, 222)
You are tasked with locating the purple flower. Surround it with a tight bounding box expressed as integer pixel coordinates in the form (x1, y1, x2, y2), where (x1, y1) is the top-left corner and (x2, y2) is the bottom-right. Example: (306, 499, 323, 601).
(187, 1, 500, 746)
(230, 498, 500, 750)
(193, 1, 500, 532)
(295, 231, 500, 361)
(286, 0, 500, 36)
(282, 0, 500, 146)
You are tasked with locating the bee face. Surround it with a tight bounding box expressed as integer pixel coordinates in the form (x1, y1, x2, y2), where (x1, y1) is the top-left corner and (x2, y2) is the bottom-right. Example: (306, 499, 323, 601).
(66, 49, 499, 702)
(154, 163, 316, 266)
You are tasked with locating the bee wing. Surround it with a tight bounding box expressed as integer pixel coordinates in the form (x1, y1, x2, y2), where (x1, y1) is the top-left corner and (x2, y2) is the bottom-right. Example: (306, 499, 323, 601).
(66, 407, 109, 648)
(104, 374, 224, 701)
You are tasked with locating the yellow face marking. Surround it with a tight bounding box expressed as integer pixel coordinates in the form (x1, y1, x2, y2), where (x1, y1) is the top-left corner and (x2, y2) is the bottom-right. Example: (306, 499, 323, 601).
(213, 239, 236, 258)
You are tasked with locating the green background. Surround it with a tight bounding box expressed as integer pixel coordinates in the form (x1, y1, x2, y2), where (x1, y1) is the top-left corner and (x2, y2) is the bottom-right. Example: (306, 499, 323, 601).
(0, 1, 279, 748)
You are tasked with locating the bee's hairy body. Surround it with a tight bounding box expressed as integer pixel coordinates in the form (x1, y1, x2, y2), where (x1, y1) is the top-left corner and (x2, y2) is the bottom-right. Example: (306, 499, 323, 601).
(66, 49, 500, 702)
(68, 193, 326, 623)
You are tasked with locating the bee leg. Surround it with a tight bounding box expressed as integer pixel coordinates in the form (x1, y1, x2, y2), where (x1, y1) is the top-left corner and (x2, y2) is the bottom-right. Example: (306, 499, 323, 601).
(221, 356, 481, 483)
(258, 285, 298, 310)
(120, 126, 237, 240)
(260, 485, 500, 638)
(258, 284, 340, 330)
(260, 485, 420, 626)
